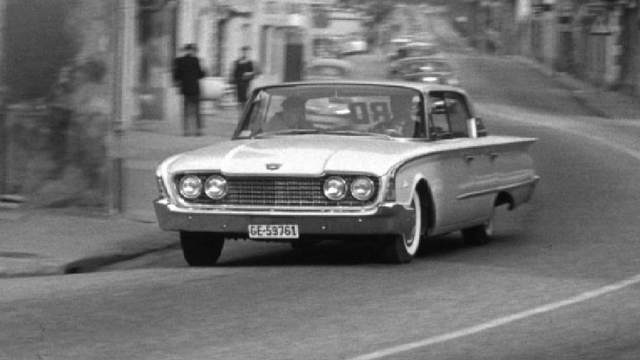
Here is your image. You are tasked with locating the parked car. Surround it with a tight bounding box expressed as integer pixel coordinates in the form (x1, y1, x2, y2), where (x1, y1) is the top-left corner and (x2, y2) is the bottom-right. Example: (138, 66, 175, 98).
(387, 42, 442, 76)
(386, 36, 413, 61)
(388, 57, 460, 86)
(339, 35, 368, 56)
(392, 41, 440, 61)
(154, 81, 540, 265)
(303, 58, 354, 81)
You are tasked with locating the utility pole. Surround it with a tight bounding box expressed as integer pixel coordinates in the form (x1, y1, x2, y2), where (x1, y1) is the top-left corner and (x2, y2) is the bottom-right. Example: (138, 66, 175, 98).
(0, 0, 7, 197)
(109, 0, 127, 214)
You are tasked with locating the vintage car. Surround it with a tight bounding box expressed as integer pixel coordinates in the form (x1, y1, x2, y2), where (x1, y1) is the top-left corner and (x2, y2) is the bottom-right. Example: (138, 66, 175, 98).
(389, 41, 440, 62)
(388, 57, 460, 86)
(303, 58, 354, 81)
(386, 36, 413, 61)
(154, 81, 539, 266)
(338, 35, 368, 56)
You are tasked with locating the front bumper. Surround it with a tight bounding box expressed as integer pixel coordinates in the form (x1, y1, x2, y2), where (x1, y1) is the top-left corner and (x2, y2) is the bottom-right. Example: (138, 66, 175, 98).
(154, 199, 414, 239)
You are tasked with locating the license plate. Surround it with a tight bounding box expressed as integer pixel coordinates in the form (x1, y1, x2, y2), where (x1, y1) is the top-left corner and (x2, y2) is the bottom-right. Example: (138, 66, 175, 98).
(248, 224, 299, 239)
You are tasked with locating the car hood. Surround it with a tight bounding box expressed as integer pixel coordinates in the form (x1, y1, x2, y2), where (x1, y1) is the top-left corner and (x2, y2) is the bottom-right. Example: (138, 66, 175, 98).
(165, 136, 428, 176)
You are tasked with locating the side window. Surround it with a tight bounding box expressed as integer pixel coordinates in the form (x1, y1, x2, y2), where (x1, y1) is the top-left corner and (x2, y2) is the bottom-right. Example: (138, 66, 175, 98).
(446, 92, 472, 138)
(428, 92, 451, 139)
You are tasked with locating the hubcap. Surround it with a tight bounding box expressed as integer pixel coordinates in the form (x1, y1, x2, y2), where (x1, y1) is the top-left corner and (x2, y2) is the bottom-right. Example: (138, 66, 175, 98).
(404, 193, 421, 254)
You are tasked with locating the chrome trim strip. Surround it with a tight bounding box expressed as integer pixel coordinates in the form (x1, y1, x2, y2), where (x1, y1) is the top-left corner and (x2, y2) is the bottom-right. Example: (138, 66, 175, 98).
(158, 199, 392, 217)
(456, 176, 540, 200)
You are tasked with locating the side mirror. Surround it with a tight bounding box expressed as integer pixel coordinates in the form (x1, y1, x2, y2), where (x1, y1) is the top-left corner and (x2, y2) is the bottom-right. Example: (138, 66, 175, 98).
(467, 117, 487, 138)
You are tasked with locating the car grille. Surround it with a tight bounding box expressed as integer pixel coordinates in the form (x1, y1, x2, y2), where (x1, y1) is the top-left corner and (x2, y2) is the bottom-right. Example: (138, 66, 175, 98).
(175, 175, 378, 207)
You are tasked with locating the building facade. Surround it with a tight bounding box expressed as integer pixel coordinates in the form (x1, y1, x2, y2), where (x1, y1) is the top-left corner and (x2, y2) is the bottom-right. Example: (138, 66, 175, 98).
(0, 0, 122, 210)
(516, 0, 640, 95)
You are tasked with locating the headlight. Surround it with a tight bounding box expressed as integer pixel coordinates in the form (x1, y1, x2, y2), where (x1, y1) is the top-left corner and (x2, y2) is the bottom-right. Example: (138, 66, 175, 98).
(179, 175, 202, 199)
(351, 177, 375, 201)
(204, 175, 227, 199)
(323, 177, 347, 200)
(421, 76, 438, 83)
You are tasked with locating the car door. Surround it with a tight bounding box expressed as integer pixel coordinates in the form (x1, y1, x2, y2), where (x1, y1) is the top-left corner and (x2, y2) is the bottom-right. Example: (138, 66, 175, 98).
(427, 91, 491, 230)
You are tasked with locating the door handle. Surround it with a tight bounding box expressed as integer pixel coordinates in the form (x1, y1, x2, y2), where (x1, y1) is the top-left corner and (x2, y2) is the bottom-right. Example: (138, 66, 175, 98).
(488, 152, 499, 161)
(463, 154, 475, 163)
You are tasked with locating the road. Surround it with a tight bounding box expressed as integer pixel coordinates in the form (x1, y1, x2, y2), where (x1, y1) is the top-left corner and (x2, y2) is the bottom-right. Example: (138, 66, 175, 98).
(2, 13, 640, 360)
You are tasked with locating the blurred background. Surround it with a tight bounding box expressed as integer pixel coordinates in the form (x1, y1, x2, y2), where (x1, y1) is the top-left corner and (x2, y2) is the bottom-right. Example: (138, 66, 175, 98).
(0, 0, 638, 214)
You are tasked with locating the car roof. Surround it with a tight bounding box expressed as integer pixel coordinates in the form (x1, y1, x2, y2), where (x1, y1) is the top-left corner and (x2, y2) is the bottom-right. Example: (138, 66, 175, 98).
(400, 41, 437, 49)
(305, 58, 353, 69)
(251, 80, 466, 95)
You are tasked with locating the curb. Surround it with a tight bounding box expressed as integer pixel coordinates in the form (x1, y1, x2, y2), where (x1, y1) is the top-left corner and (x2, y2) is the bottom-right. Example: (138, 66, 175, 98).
(61, 241, 180, 274)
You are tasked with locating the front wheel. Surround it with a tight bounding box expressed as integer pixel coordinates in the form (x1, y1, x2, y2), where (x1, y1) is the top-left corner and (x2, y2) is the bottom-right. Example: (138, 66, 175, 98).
(383, 191, 423, 263)
(180, 231, 225, 266)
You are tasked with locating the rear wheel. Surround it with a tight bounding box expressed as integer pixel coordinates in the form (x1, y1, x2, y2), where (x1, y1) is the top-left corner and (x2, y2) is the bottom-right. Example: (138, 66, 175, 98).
(383, 191, 423, 263)
(180, 231, 225, 266)
(461, 207, 495, 246)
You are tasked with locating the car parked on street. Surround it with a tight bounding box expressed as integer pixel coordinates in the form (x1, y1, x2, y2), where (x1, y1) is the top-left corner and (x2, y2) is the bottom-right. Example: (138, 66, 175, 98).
(386, 36, 413, 61)
(154, 81, 539, 265)
(389, 41, 440, 62)
(303, 58, 354, 81)
(388, 57, 460, 86)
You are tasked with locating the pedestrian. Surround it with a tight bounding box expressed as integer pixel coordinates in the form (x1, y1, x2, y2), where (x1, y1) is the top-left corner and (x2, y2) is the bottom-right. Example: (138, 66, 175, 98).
(173, 43, 206, 136)
(231, 46, 256, 110)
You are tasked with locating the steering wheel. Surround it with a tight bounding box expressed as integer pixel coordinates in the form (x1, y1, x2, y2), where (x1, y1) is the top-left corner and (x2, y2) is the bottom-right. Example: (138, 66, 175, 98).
(370, 119, 403, 137)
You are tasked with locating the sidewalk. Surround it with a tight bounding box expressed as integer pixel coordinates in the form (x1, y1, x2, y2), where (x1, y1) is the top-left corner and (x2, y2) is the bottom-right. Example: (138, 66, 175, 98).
(0, 105, 240, 277)
(1, 60, 640, 278)
(513, 55, 640, 120)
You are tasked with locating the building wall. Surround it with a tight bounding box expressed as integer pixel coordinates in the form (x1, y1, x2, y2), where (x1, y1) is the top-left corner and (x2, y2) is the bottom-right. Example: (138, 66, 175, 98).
(2, 0, 118, 210)
(251, 0, 320, 87)
(517, 0, 639, 95)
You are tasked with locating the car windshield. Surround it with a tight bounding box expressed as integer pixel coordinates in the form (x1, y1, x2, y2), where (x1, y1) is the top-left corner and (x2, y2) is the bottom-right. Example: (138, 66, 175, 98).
(234, 84, 425, 139)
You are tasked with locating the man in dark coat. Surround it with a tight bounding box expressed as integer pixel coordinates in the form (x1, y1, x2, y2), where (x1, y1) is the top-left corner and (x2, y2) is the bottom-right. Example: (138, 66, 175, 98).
(173, 44, 205, 136)
(232, 46, 255, 110)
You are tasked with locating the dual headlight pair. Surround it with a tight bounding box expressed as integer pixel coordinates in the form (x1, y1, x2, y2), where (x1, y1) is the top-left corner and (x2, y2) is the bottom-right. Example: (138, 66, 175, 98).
(324, 176, 375, 201)
(177, 175, 376, 202)
(179, 175, 226, 200)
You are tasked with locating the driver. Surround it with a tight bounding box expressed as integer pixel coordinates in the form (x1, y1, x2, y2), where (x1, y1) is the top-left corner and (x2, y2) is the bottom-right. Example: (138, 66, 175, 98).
(264, 97, 313, 132)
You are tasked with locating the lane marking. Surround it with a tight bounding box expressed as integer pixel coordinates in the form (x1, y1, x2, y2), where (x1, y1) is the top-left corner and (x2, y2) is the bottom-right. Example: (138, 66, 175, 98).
(348, 273, 640, 360)
(345, 98, 640, 360)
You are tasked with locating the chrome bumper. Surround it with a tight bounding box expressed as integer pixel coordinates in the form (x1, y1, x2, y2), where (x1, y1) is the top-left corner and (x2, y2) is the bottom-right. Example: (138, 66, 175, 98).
(154, 199, 414, 238)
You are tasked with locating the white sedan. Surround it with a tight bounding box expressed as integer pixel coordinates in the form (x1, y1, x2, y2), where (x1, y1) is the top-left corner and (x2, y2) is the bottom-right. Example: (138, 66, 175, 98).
(154, 81, 539, 265)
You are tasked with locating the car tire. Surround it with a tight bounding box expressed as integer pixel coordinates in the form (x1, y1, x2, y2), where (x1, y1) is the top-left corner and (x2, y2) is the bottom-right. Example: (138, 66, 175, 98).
(461, 207, 495, 246)
(180, 231, 225, 266)
(383, 191, 422, 263)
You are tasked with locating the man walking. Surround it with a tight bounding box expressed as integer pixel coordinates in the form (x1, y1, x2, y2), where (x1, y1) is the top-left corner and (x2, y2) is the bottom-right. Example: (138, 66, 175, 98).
(173, 44, 205, 136)
(232, 46, 255, 110)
